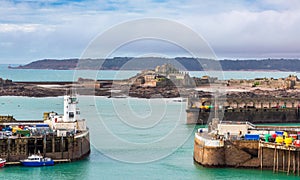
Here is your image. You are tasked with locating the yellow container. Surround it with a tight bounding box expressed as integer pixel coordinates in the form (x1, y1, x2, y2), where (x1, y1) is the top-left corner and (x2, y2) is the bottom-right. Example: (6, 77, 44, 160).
(275, 136, 284, 144)
(12, 127, 22, 133)
(285, 137, 293, 146)
(283, 131, 288, 137)
(43, 112, 50, 120)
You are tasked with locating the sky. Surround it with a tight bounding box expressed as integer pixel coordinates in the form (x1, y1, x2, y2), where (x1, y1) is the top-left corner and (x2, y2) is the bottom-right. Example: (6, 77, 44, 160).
(1, 0, 300, 64)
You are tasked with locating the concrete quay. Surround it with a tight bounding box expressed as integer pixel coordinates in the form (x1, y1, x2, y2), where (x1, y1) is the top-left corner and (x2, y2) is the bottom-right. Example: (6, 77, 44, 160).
(194, 122, 300, 176)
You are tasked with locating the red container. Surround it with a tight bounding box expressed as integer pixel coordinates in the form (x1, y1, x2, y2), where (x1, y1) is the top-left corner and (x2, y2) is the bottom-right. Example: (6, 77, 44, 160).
(290, 134, 297, 139)
(294, 140, 300, 147)
(272, 134, 277, 139)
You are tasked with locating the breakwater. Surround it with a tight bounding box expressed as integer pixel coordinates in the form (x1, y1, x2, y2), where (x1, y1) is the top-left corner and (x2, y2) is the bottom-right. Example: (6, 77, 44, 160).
(0, 116, 90, 163)
(194, 136, 300, 175)
(194, 122, 300, 176)
(187, 107, 300, 124)
(0, 130, 90, 163)
(187, 96, 300, 124)
(0, 95, 90, 163)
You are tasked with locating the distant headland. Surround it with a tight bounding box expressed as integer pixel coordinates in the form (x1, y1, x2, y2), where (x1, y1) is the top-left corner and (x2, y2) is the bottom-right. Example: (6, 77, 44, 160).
(8, 57, 300, 71)
(3, 63, 300, 98)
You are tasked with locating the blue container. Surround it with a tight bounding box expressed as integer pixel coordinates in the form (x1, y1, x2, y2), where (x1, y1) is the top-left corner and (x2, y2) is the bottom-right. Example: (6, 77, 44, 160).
(36, 124, 49, 128)
(275, 131, 284, 136)
(3, 127, 12, 131)
(245, 134, 260, 141)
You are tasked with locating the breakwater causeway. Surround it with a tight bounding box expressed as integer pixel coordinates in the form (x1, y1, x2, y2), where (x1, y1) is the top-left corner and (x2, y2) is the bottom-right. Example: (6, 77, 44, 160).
(194, 120, 300, 176)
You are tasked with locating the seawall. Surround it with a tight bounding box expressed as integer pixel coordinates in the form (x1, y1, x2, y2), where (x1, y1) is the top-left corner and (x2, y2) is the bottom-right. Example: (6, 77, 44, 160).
(194, 134, 300, 175)
(0, 132, 90, 162)
(187, 108, 300, 124)
(194, 134, 260, 168)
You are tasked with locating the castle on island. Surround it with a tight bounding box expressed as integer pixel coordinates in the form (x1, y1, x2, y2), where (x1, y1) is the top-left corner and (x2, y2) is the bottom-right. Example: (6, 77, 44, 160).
(129, 64, 300, 90)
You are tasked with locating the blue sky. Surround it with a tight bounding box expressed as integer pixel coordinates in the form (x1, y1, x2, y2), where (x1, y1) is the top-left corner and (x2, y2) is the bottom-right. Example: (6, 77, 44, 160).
(1, 0, 300, 63)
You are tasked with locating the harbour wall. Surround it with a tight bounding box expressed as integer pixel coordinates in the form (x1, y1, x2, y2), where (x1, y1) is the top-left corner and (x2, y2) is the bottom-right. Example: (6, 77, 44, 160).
(194, 136, 300, 174)
(194, 135, 260, 167)
(0, 132, 90, 162)
(187, 108, 300, 124)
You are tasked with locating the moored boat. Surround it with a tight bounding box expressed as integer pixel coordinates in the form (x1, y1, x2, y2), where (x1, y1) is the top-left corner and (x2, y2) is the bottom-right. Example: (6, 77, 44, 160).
(20, 154, 54, 167)
(0, 158, 6, 168)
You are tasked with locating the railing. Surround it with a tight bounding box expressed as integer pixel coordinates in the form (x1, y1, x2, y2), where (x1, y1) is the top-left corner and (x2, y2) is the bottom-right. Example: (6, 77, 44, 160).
(195, 133, 224, 147)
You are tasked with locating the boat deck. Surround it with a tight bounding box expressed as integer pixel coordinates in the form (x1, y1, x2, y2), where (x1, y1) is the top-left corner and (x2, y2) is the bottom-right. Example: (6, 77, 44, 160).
(5, 159, 71, 166)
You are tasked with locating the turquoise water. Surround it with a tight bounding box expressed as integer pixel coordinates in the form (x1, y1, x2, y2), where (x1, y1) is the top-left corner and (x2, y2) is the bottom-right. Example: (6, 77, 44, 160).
(0, 97, 298, 179)
(0, 96, 299, 179)
(1, 66, 300, 179)
(1, 64, 299, 81)
(0, 64, 140, 81)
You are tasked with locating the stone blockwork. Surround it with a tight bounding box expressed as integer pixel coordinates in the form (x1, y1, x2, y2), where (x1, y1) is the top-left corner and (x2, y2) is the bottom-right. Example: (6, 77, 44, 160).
(194, 139, 225, 166)
(186, 109, 201, 124)
(188, 108, 300, 124)
(194, 138, 261, 168)
(0, 132, 90, 162)
(224, 140, 259, 167)
(194, 137, 300, 172)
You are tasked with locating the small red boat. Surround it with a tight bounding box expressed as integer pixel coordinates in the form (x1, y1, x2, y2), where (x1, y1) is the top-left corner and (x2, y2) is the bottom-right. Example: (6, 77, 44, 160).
(0, 158, 6, 168)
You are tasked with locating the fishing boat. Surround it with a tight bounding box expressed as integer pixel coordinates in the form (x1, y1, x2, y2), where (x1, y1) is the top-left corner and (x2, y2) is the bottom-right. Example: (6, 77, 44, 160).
(20, 154, 54, 167)
(0, 158, 6, 168)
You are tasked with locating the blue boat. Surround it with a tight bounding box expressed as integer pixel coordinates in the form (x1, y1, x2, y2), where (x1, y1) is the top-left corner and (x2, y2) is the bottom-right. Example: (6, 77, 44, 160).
(20, 154, 54, 167)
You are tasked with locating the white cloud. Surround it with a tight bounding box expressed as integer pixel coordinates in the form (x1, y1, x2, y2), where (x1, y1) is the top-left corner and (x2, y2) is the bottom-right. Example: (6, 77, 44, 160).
(0, 23, 56, 32)
(1, 0, 300, 63)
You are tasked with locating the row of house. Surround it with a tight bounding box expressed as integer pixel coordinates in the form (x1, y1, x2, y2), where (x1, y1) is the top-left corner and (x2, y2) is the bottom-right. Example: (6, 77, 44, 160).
(228, 75, 299, 89)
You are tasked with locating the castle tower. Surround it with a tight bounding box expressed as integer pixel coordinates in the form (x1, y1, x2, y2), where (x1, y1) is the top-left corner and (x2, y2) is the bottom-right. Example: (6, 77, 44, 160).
(63, 95, 80, 122)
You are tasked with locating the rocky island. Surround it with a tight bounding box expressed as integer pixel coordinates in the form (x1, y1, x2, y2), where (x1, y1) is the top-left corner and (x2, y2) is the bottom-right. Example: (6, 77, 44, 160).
(3, 63, 300, 99)
(4, 63, 300, 125)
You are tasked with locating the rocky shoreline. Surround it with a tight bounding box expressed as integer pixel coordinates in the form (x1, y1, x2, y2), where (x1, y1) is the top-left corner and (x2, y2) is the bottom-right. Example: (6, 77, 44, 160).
(0, 83, 65, 97)
(4, 63, 300, 99)
(0, 81, 182, 98)
(1, 80, 300, 100)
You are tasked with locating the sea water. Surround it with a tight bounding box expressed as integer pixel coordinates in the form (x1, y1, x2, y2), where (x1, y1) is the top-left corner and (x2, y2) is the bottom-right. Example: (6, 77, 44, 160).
(0, 65, 300, 179)
(0, 96, 298, 180)
(1, 64, 299, 81)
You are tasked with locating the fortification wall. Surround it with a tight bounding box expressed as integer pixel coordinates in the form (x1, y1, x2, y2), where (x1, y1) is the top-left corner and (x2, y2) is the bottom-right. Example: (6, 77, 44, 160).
(187, 108, 300, 124)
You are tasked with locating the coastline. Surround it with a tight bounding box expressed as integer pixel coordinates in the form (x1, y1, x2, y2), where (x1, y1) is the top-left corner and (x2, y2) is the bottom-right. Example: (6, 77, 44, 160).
(1, 80, 300, 98)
